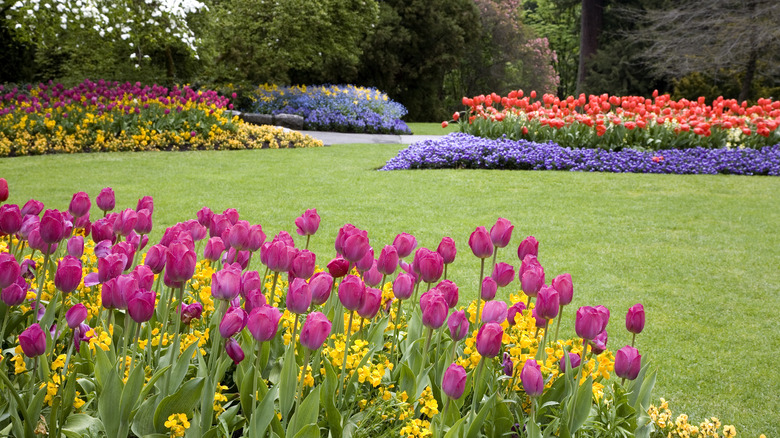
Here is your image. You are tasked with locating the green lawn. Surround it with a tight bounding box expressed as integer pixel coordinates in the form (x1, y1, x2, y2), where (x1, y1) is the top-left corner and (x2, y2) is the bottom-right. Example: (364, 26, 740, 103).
(1, 144, 778, 436)
(407, 122, 459, 135)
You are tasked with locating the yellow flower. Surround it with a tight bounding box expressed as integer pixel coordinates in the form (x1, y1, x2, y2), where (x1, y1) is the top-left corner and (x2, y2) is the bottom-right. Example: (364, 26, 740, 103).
(164, 413, 191, 437)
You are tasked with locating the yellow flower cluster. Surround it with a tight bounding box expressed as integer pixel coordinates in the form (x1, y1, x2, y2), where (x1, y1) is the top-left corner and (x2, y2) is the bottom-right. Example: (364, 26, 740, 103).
(400, 418, 433, 438)
(648, 398, 739, 438)
(213, 383, 229, 415)
(164, 413, 191, 438)
(418, 386, 439, 417)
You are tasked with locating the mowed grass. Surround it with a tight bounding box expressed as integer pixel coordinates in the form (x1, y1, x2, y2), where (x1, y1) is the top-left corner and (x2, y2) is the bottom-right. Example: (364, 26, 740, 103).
(407, 122, 459, 135)
(2, 144, 779, 436)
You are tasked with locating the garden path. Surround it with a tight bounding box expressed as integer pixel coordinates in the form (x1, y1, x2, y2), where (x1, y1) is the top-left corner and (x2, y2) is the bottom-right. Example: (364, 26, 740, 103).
(297, 130, 442, 145)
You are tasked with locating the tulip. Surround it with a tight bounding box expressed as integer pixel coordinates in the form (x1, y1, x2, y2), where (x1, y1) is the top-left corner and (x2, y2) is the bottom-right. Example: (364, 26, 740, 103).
(39, 209, 65, 244)
(68, 191, 91, 218)
(490, 218, 514, 248)
(420, 290, 448, 329)
(21, 199, 44, 216)
(594, 305, 610, 332)
(575, 306, 603, 341)
(295, 209, 320, 236)
(264, 240, 295, 272)
(417, 249, 444, 284)
(246, 224, 265, 252)
(0, 178, 7, 202)
(227, 220, 251, 251)
(183, 219, 207, 242)
(239, 271, 262, 299)
(342, 231, 370, 263)
(299, 311, 332, 350)
(468, 226, 493, 259)
(437, 236, 457, 266)
(66, 303, 88, 329)
(28, 227, 57, 254)
(113, 209, 137, 237)
(362, 261, 383, 287)
(559, 352, 581, 372)
(503, 352, 514, 376)
(98, 253, 126, 283)
(209, 214, 231, 238)
(491, 262, 515, 287)
(212, 264, 242, 301)
(96, 187, 115, 212)
(520, 265, 544, 298)
(55, 256, 83, 294)
(476, 322, 503, 357)
(392, 232, 417, 259)
(626, 303, 645, 335)
(196, 206, 213, 227)
(136, 195, 154, 213)
(356, 287, 381, 320)
(134, 209, 153, 235)
(551, 273, 573, 305)
(225, 248, 252, 269)
(309, 272, 333, 306)
(219, 306, 247, 338)
(392, 273, 415, 300)
(590, 329, 608, 354)
(614, 345, 641, 380)
(114, 274, 138, 310)
(0, 254, 20, 289)
(291, 250, 316, 280)
(247, 305, 282, 342)
(166, 241, 197, 283)
(243, 289, 267, 313)
(220, 208, 238, 225)
(521, 359, 544, 397)
(19, 215, 39, 241)
(482, 300, 508, 324)
(225, 337, 245, 364)
(1, 282, 26, 306)
(519, 254, 543, 278)
(0, 204, 22, 235)
(326, 257, 349, 278)
(507, 301, 527, 326)
(127, 289, 156, 323)
(111, 241, 135, 271)
(144, 244, 166, 274)
(447, 310, 469, 341)
(436, 279, 459, 308)
(338, 275, 365, 311)
(532, 308, 547, 328)
(441, 363, 467, 399)
(91, 218, 114, 244)
(66, 235, 84, 259)
(535, 286, 560, 320)
(180, 302, 204, 325)
(287, 278, 312, 314)
(100, 278, 121, 310)
(355, 248, 375, 273)
(517, 236, 539, 262)
(377, 245, 399, 276)
(481, 276, 497, 301)
(203, 237, 225, 262)
(19, 323, 46, 357)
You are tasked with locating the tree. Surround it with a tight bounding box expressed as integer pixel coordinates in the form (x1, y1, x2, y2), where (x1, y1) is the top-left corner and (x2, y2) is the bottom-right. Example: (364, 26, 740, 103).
(576, 0, 604, 92)
(635, 0, 780, 101)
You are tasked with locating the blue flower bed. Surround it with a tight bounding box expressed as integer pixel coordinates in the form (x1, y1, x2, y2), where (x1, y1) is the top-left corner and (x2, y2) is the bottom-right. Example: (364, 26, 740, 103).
(381, 133, 780, 175)
(249, 84, 411, 134)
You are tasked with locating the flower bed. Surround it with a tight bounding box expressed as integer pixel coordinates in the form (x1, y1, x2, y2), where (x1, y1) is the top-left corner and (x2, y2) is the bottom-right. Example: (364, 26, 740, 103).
(381, 133, 780, 175)
(0, 180, 749, 437)
(249, 84, 412, 134)
(0, 80, 323, 157)
(452, 91, 780, 150)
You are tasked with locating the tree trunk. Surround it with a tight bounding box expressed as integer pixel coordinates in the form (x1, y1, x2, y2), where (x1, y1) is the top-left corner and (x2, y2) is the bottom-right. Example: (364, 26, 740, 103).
(576, 0, 604, 93)
(165, 46, 176, 86)
(738, 49, 757, 102)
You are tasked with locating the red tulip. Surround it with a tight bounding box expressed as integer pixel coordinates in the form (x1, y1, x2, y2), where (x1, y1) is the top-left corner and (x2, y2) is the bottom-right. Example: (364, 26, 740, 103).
(326, 257, 350, 278)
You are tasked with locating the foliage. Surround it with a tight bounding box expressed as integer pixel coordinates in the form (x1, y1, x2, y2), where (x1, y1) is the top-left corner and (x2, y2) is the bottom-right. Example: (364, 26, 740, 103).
(248, 84, 412, 134)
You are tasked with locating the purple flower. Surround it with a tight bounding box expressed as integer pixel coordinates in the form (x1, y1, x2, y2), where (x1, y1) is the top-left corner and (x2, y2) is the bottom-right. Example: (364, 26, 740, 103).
(299, 311, 332, 350)
(247, 305, 282, 342)
(441, 363, 467, 399)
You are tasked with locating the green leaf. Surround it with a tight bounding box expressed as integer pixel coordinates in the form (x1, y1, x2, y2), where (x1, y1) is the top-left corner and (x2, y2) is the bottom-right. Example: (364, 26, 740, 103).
(96, 363, 123, 438)
(248, 384, 279, 438)
(569, 376, 593, 433)
(634, 368, 657, 413)
(487, 401, 514, 436)
(527, 419, 542, 438)
(292, 424, 320, 438)
(398, 363, 417, 407)
(153, 377, 206, 432)
(278, 343, 299, 422)
(465, 392, 496, 438)
(62, 414, 105, 436)
(287, 386, 320, 438)
(166, 341, 199, 395)
(120, 363, 145, 422)
(443, 417, 465, 438)
(321, 360, 343, 437)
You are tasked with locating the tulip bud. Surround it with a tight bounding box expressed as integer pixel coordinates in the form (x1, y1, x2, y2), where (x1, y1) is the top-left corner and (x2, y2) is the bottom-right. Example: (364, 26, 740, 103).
(436, 236, 457, 264)
(590, 329, 608, 354)
(520, 265, 544, 298)
(1, 282, 26, 306)
(338, 275, 365, 311)
(441, 363, 467, 399)
(0, 204, 23, 235)
(517, 236, 539, 262)
(180, 302, 204, 325)
(614, 345, 641, 380)
(143, 244, 167, 274)
(476, 322, 503, 357)
(482, 301, 508, 324)
(468, 227, 492, 259)
(309, 272, 333, 306)
(299, 311, 332, 350)
(626, 303, 645, 334)
(436, 279, 459, 308)
(96, 187, 115, 212)
(66, 235, 84, 259)
(503, 352, 514, 376)
(291, 250, 316, 280)
(287, 278, 312, 314)
(295, 209, 320, 236)
(417, 249, 444, 284)
(358, 287, 382, 320)
(552, 273, 573, 305)
(559, 352, 581, 373)
(247, 305, 282, 342)
(535, 286, 560, 320)
(196, 206, 213, 227)
(392, 273, 415, 300)
(225, 337, 245, 364)
(220, 306, 247, 338)
(19, 323, 47, 357)
(65, 303, 88, 329)
(0, 254, 21, 289)
(521, 359, 544, 397)
(507, 301, 527, 326)
(447, 310, 469, 341)
(136, 195, 154, 213)
(575, 306, 603, 340)
(0, 178, 7, 202)
(326, 257, 349, 278)
(363, 261, 383, 287)
(211, 264, 242, 301)
(55, 256, 83, 294)
(127, 289, 156, 323)
(481, 276, 497, 301)
(420, 290, 448, 329)
(377, 245, 399, 276)
(134, 209, 153, 235)
(39, 209, 65, 244)
(490, 218, 514, 248)
(392, 232, 417, 259)
(166, 241, 197, 283)
(68, 191, 91, 218)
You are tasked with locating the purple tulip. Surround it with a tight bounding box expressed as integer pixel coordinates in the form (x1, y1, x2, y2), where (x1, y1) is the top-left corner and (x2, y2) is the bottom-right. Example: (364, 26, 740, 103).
(532, 308, 547, 328)
(309, 272, 333, 306)
(2, 282, 26, 306)
(19, 323, 46, 357)
(291, 250, 316, 280)
(614, 345, 641, 380)
(247, 305, 282, 342)
(481, 276, 498, 301)
(225, 338, 245, 364)
(517, 236, 539, 262)
(203, 237, 225, 262)
(263, 240, 295, 273)
(18, 215, 39, 241)
(507, 301, 527, 326)
(243, 289, 267, 313)
(68, 192, 91, 218)
(91, 218, 114, 244)
(0, 178, 6, 202)
(521, 359, 544, 397)
(594, 305, 610, 332)
(299, 311, 332, 350)
(227, 220, 251, 251)
(295, 209, 320, 236)
(476, 322, 503, 357)
(482, 300, 508, 324)
(551, 273, 573, 305)
(136, 195, 154, 213)
(113, 209, 137, 237)
(55, 256, 83, 294)
(66, 304, 88, 330)
(73, 213, 91, 233)
(417, 249, 444, 284)
(111, 241, 135, 271)
(491, 262, 515, 287)
(342, 231, 370, 264)
(39, 209, 65, 244)
(96, 187, 115, 212)
(21, 199, 44, 216)
(326, 257, 350, 278)
(114, 274, 138, 310)
(575, 306, 603, 340)
(358, 287, 382, 320)
(0, 204, 22, 235)
(377, 245, 399, 276)
(166, 241, 197, 283)
(212, 264, 242, 301)
(132, 264, 154, 290)
(100, 278, 120, 310)
(222, 208, 239, 225)
(626, 303, 645, 334)
(392, 232, 417, 259)
(196, 206, 213, 227)
(392, 273, 415, 300)
(66, 235, 84, 259)
(447, 310, 469, 341)
(468, 226, 493, 259)
(519, 254, 543, 279)
(220, 306, 248, 338)
(590, 330, 608, 354)
(338, 275, 365, 312)
(180, 302, 204, 325)
(0, 254, 20, 289)
(20, 259, 36, 280)
(420, 290, 448, 329)
(143, 244, 167, 274)
(559, 352, 581, 372)
(436, 279, 459, 308)
(520, 265, 544, 298)
(503, 352, 514, 376)
(134, 209, 153, 235)
(490, 218, 514, 248)
(209, 214, 231, 239)
(436, 236, 457, 265)
(98, 253, 126, 283)
(441, 363, 467, 399)
(535, 286, 560, 320)
(225, 248, 252, 270)
(127, 289, 156, 323)
(28, 226, 57, 254)
(286, 278, 312, 314)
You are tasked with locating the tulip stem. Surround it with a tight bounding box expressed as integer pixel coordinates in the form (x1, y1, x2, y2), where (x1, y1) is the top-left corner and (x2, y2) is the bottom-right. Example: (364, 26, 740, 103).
(119, 312, 132, 375)
(443, 264, 448, 281)
(470, 357, 485, 423)
(491, 248, 497, 270)
(295, 348, 311, 419)
(60, 331, 76, 391)
(475, 258, 485, 326)
(304, 235, 310, 251)
(268, 272, 279, 306)
(553, 305, 564, 345)
(156, 286, 175, 364)
(390, 298, 403, 363)
(438, 397, 450, 438)
(129, 321, 141, 376)
(338, 310, 355, 408)
(31, 251, 51, 325)
(535, 321, 550, 362)
(412, 282, 420, 305)
(357, 318, 364, 340)
(251, 342, 263, 420)
(421, 327, 433, 374)
(630, 333, 636, 348)
(0, 309, 10, 348)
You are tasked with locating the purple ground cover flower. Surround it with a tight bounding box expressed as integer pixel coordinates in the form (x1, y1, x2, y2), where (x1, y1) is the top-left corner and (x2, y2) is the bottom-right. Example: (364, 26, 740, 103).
(381, 133, 780, 176)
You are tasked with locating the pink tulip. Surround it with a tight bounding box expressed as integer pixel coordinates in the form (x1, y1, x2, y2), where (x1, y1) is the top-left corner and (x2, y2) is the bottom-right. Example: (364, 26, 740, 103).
(134, 209, 153, 235)
(551, 273, 573, 305)
(286, 278, 312, 314)
(1, 282, 26, 306)
(507, 301, 527, 326)
(481, 276, 497, 301)
(66, 303, 88, 329)
(489, 218, 514, 248)
(243, 289, 267, 313)
(19, 323, 46, 357)
(299, 311, 332, 350)
(468, 226, 493, 259)
(113, 209, 137, 237)
(98, 253, 126, 283)
(241, 271, 263, 299)
(295, 209, 320, 236)
(0, 178, 7, 202)
(91, 218, 114, 243)
(481, 300, 507, 324)
(21, 199, 44, 216)
(447, 310, 469, 341)
(127, 289, 156, 323)
(358, 287, 382, 320)
(521, 359, 544, 397)
(535, 286, 560, 320)
(144, 244, 167, 274)
(417, 249, 443, 284)
(291, 250, 316, 280)
(0, 254, 20, 289)
(517, 236, 539, 262)
(67, 235, 84, 259)
(491, 262, 515, 287)
(309, 272, 333, 306)
(111, 241, 135, 271)
(614, 345, 641, 380)
(575, 306, 604, 340)
(436, 236, 457, 265)
(219, 306, 247, 338)
(590, 329, 608, 354)
(228, 220, 251, 251)
(247, 225, 266, 251)
(342, 231, 369, 263)
(209, 214, 230, 238)
(180, 302, 204, 325)
(559, 352, 581, 372)
(441, 363, 467, 399)
(247, 305, 282, 342)
(225, 338, 245, 364)
(212, 264, 242, 301)
(136, 195, 154, 213)
(96, 187, 115, 212)
(68, 191, 91, 218)
(377, 245, 399, 276)
(338, 275, 365, 311)
(39, 209, 65, 244)
(362, 261, 383, 287)
(420, 290, 447, 329)
(166, 241, 197, 283)
(392, 273, 415, 300)
(197, 207, 213, 227)
(54, 256, 82, 294)
(392, 232, 417, 259)
(0, 204, 23, 235)
(520, 265, 544, 298)
(204, 237, 226, 262)
(476, 322, 503, 357)
(626, 303, 645, 334)
(436, 279, 459, 308)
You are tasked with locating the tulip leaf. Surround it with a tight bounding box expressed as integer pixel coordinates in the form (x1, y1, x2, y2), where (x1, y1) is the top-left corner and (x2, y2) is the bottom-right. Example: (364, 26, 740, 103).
(96, 363, 123, 438)
(279, 343, 299, 422)
(634, 367, 657, 413)
(165, 341, 198, 395)
(293, 424, 320, 438)
(527, 419, 543, 438)
(569, 375, 593, 433)
(0, 370, 35, 438)
(321, 360, 343, 437)
(248, 384, 278, 438)
(62, 414, 105, 436)
(465, 392, 496, 438)
(130, 395, 160, 437)
(286, 386, 321, 438)
(443, 417, 465, 438)
(153, 377, 206, 432)
(486, 401, 514, 436)
(398, 363, 417, 404)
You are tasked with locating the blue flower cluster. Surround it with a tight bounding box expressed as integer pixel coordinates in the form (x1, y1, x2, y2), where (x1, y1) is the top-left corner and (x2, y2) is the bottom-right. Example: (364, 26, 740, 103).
(249, 84, 411, 134)
(381, 133, 780, 175)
